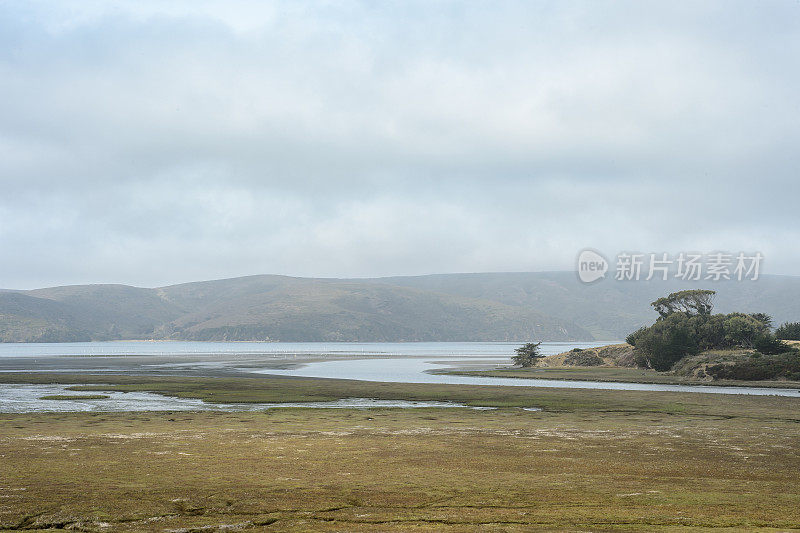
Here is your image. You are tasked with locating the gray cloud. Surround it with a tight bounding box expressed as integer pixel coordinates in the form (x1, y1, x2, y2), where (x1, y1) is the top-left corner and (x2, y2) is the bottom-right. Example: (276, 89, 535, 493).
(1, 1, 799, 288)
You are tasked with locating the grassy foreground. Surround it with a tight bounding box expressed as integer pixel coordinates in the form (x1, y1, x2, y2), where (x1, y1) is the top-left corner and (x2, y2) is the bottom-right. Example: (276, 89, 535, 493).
(2, 373, 800, 531)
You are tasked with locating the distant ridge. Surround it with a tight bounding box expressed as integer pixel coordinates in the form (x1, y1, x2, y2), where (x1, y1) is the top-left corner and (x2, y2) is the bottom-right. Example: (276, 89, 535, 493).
(2, 272, 799, 343)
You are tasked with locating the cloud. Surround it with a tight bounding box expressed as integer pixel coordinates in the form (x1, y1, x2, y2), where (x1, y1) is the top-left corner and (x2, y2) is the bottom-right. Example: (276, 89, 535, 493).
(0, 1, 798, 288)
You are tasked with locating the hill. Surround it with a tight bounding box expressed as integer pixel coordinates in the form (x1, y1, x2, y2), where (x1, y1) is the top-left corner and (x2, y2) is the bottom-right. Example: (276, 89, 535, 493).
(0, 275, 589, 342)
(2, 272, 800, 342)
(373, 272, 800, 339)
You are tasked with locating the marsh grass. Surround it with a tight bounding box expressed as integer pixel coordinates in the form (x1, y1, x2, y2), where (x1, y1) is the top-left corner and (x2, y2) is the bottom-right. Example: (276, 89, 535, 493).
(1, 407, 799, 531)
(1, 373, 800, 530)
(4, 371, 800, 415)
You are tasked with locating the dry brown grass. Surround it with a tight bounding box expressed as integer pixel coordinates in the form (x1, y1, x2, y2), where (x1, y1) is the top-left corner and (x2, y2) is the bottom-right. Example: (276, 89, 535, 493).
(2, 405, 800, 532)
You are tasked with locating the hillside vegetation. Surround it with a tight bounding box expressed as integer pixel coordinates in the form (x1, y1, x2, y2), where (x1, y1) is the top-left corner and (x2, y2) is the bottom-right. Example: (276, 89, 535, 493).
(0, 276, 589, 342)
(3, 272, 800, 343)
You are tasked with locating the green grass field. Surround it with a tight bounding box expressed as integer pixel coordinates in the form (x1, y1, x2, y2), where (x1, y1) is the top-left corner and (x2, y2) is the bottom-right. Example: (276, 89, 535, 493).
(2, 373, 800, 531)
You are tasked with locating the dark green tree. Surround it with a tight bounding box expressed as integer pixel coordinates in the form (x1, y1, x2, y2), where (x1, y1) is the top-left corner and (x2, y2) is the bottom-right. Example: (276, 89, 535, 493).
(750, 313, 774, 329)
(723, 314, 768, 348)
(632, 312, 700, 370)
(513, 342, 544, 367)
(696, 313, 726, 350)
(625, 326, 647, 347)
(651, 289, 716, 319)
(628, 291, 799, 376)
(776, 322, 800, 341)
(753, 333, 789, 355)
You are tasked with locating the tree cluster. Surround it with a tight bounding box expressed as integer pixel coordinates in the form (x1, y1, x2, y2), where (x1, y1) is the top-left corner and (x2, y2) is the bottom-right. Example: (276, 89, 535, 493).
(776, 322, 800, 341)
(626, 289, 792, 371)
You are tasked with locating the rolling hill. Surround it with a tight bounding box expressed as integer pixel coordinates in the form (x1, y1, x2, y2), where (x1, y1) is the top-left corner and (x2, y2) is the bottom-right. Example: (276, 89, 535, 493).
(0, 275, 590, 342)
(2, 272, 800, 342)
(373, 272, 800, 339)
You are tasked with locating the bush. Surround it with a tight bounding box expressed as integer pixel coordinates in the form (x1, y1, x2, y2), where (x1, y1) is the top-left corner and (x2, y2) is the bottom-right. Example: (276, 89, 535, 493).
(564, 351, 603, 366)
(706, 351, 800, 381)
(753, 334, 790, 355)
(776, 322, 800, 341)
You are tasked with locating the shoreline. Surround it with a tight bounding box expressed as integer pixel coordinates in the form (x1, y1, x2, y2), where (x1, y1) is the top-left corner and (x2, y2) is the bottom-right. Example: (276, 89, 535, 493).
(443, 367, 800, 389)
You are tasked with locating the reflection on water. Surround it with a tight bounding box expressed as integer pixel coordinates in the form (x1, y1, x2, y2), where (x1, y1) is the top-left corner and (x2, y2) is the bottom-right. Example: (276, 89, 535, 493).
(257, 358, 800, 397)
(0, 340, 583, 358)
(3, 340, 798, 399)
(0, 340, 610, 375)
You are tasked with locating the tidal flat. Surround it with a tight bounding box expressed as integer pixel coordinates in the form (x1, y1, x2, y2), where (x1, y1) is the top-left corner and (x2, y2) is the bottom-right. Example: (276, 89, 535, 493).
(1, 373, 800, 531)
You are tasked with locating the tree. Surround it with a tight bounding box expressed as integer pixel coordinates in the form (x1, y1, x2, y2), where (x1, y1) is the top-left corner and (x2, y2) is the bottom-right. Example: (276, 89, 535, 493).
(723, 313, 768, 348)
(651, 289, 716, 319)
(776, 322, 800, 341)
(750, 313, 773, 330)
(632, 312, 700, 370)
(513, 342, 544, 367)
(625, 326, 647, 347)
(629, 290, 797, 373)
(753, 333, 789, 355)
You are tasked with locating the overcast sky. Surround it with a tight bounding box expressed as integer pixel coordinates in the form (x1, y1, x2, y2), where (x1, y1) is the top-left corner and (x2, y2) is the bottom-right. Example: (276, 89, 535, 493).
(1, 1, 799, 289)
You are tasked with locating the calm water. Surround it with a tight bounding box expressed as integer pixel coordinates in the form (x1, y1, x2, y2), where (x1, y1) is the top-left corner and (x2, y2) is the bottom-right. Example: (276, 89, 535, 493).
(259, 358, 800, 397)
(1, 341, 799, 400)
(0, 341, 550, 358)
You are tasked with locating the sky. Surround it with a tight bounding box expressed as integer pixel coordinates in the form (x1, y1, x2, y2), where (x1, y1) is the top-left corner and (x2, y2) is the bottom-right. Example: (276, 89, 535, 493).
(1, 0, 799, 289)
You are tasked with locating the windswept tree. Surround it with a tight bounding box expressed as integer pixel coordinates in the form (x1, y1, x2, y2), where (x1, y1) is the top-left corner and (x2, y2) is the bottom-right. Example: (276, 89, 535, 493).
(513, 342, 544, 367)
(651, 289, 716, 319)
(750, 313, 773, 329)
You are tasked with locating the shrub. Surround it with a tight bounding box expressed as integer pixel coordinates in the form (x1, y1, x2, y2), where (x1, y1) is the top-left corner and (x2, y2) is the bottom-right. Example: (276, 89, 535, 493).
(706, 351, 800, 381)
(753, 333, 789, 355)
(564, 351, 603, 366)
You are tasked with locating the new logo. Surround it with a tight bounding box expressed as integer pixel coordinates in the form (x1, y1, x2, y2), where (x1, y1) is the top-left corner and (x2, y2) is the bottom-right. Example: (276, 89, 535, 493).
(576, 249, 608, 283)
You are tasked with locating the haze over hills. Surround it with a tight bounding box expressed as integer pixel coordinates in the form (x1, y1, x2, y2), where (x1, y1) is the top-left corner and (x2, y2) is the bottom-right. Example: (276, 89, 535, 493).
(1, 272, 800, 343)
(373, 272, 800, 340)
